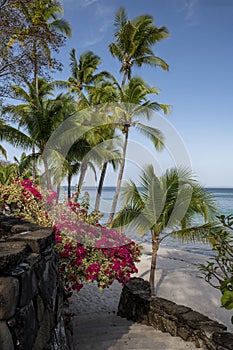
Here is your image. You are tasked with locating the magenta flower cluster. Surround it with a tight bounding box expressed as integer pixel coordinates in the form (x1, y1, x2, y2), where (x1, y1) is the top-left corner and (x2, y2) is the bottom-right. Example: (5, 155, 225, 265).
(1, 180, 141, 297)
(54, 197, 141, 296)
(19, 179, 42, 200)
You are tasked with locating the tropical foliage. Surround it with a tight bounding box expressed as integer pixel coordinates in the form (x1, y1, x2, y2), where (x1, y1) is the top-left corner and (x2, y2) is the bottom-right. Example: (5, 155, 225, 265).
(107, 77, 169, 224)
(199, 214, 233, 324)
(0, 178, 53, 225)
(0, 162, 18, 185)
(54, 194, 141, 296)
(112, 165, 219, 295)
(0, 178, 141, 297)
(109, 7, 169, 89)
(0, 78, 76, 188)
(0, 0, 71, 97)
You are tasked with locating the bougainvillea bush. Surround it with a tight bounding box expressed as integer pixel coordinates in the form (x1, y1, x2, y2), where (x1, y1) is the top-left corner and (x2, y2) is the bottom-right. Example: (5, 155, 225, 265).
(53, 195, 141, 295)
(0, 179, 141, 297)
(0, 179, 53, 226)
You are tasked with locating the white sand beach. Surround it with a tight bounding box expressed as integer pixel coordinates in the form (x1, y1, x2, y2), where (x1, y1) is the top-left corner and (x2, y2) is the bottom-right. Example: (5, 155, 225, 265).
(70, 245, 233, 332)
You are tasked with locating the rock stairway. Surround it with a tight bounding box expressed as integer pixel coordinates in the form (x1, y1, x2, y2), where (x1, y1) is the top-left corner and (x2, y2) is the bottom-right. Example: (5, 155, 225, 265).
(72, 312, 201, 350)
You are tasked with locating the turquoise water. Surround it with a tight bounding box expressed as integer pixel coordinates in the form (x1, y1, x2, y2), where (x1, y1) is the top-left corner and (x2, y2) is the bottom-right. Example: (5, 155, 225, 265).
(64, 186, 233, 256)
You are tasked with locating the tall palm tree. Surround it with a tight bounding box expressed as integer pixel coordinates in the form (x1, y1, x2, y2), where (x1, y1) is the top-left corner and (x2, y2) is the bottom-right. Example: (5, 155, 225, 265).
(112, 165, 219, 295)
(109, 7, 169, 89)
(107, 77, 169, 224)
(85, 79, 122, 211)
(6, 1, 71, 177)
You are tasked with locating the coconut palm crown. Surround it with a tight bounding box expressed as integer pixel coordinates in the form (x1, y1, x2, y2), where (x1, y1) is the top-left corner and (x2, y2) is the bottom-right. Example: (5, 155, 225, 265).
(109, 7, 169, 89)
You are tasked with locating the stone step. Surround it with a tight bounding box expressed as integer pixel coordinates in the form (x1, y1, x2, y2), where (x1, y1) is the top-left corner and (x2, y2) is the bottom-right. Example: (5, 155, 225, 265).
(72, 313, 201, 350)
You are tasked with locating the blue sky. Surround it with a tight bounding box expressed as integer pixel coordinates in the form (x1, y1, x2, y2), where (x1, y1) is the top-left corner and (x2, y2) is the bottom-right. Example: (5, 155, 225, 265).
(3, 0, 233, 187)
(56, 0, 233, 187)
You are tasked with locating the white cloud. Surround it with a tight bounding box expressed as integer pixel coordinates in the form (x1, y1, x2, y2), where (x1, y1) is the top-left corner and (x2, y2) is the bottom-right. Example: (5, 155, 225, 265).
(81, 3, 114, 48)
(81, 0, 98, 7)
(64, 0, 98, 7)
(179, 0, 199, 26)
(185, 0, 198, 19)
(82, 35, 104, 47)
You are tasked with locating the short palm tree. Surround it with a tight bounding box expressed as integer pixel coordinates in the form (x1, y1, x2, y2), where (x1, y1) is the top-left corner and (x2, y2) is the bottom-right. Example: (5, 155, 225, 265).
(109, 7, 169, 89)
(112, 165, 219, 295)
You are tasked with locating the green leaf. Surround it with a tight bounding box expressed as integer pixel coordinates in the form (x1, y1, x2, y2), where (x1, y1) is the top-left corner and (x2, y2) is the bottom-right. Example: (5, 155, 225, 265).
(221, 291, 233, 310)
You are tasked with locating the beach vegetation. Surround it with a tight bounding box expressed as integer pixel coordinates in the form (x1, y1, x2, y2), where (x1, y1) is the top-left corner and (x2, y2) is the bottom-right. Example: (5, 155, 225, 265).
(0, 162, 18, 185)
(200, 214, 233, 324)
(1, 5, 170, 214)
(0, 179, 141, 297)
(112, 164, 219, 295)
(0, 78, 76, 188)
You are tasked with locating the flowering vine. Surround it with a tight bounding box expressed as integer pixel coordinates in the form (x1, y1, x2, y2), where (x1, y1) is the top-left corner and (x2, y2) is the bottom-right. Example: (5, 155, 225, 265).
(0, 179, 141, 297)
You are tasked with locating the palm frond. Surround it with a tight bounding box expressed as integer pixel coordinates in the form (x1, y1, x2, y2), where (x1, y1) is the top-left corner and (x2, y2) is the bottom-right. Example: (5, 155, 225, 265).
(135, 123, 164, 151)
(112, 203, 142, 232)
(0, 145, 7, 159)
(134, 55, 169, 71)
(121, 180, 143, 207)
(170, 221, 222, 243)
(114, 7, 128, 36)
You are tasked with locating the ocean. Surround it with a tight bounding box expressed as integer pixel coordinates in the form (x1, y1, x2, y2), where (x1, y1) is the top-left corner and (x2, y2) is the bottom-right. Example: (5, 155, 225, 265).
(65, 186, 233, 257)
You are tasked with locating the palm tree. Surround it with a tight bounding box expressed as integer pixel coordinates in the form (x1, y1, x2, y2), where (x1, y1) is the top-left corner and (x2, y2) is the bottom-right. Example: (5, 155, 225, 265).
(13, 152, 40, 179)
(6, 1, 71, 177)
(112, 165, 219, 295)
(67, 80, 120, 197)
(107, 77, 169, 224)
(68, 49, 111, 93)
(0, 79, 76, 189)
(109, 7, 169, 89)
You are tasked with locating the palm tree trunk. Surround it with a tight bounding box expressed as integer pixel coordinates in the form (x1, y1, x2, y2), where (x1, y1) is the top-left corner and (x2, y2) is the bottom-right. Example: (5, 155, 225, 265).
(77, 161, 88, 194)
(31, 144, 36, 181)
(43, 157, 52, 190)
(95, 162, 108, 211)
(33, 37, 39, 95)
(108, 127, 128, 224)
(149, 236, 160, 296)
(67, 172, 72, 200)
(56, 183, 60, 204)
(32, 37, 38, 182)
(121, 70, 127, 90)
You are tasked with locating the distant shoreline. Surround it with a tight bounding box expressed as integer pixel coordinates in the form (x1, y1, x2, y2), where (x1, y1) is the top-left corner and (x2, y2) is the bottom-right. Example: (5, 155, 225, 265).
(71, 186, 233, 190)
